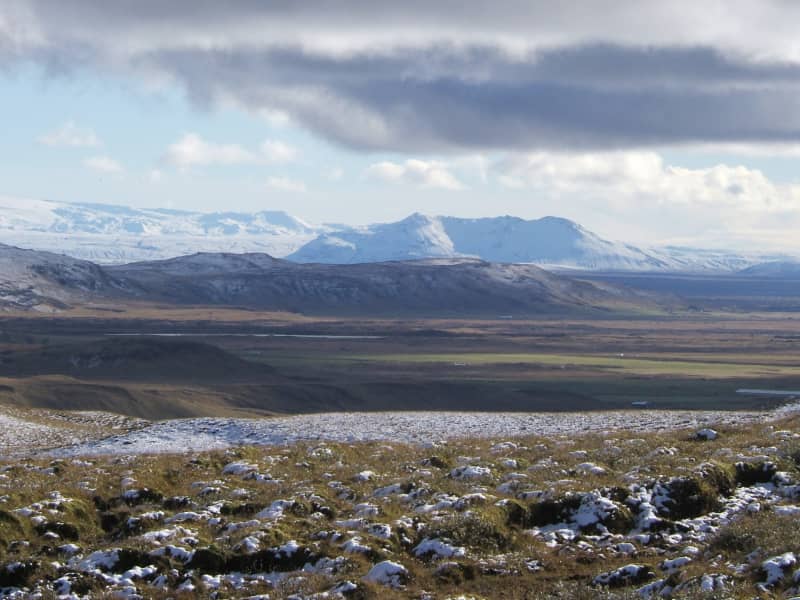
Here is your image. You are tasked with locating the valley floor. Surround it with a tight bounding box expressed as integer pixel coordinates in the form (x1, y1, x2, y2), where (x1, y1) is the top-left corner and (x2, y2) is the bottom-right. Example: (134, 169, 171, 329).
(1, 311, 800, 597)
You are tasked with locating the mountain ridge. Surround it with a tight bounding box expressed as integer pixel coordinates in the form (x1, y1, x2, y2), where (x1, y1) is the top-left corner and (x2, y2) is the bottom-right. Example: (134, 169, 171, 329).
(0, 243, 665, 315)
(0, 196, 792, 271)
(288, 212, 679, 270)
(739, 260, 800, 278)
(0, 196, 323, 263)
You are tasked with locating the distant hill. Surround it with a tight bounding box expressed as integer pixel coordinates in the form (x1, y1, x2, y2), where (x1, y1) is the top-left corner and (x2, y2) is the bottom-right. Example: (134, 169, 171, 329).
(0, 243, 130, 312)
(739, 261, 800, 278)
(108, 253, 664, 315)
(0, 244, 664, 315)
(0, 338, 274, 381)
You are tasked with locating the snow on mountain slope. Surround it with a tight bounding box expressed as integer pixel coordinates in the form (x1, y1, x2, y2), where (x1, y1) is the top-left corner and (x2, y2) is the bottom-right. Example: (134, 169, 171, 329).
(290, 213, 683, 270)
(0, 243, 128, 311)
(286, 213, 458, 264)
(739, 260, 800, 278)
(439, 215, 670, 270)
(0, 196, 322, 263)
(0, 197, 789, 271)
(108, 254, 663, 315)
(0, 243, 664, 315)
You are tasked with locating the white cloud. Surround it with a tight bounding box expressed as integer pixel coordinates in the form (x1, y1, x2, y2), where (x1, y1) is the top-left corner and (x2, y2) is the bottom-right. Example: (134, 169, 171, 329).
(257, 108, 292, 127)
(266, 176, 306, 193)
(494, 151, 800, 211)
(38, 121, 100, 147)
(147, 168, 163, 183)
(260, 140, 297, 163)
(83, 155, 123, 174)
(366, 159, 465, 190)
(325, 166, 344, 181)
(164, 134, 298, 168)
(492, 150, 800, 250)
(164, 133, 254, 168)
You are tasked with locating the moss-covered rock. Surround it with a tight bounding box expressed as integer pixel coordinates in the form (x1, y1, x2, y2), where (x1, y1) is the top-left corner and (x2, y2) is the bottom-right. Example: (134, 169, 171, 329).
(423, 456, 451, 469)
(735, 461, 778, 486)
(503, 499, 528, 527)
(220, 502, 262, 517)
(225, 544, 318, 573)
(99, 510, 130, 534)
(698, 462, 736, 496)
(424, 513, 512, 552)
(659, 477, 721, 520)
(311, 500, 336, 519)
(113, 548, 155, 573)
(526, 494, 583, 527)
(434, 560, 477, 584)
(162, 496, 192, 510)
(35, 520, 79, 541)
(186, 546, 227, 574)
(122, 488, 164, 506)
(0, 560, 38, 588)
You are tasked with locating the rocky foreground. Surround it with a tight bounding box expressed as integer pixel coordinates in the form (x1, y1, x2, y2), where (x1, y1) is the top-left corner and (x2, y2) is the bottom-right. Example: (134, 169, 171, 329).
(1, 414, 800, 599)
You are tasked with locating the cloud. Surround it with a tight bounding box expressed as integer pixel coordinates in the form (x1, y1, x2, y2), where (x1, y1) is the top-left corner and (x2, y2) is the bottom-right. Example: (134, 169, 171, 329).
(492, 150, 800, 248)
(6, 2, 800, 153)
(38, 121, 100, 147)
(366, 159, 465, 190)
(164, 133, 254, 167)
(260, 140, 297, 163)
(325, 166, 344, 181)
(492, 151, 794, 210)
(164, 133, 297, 168)
(83, 155, 123, 173)
(266, 176, 306, 193)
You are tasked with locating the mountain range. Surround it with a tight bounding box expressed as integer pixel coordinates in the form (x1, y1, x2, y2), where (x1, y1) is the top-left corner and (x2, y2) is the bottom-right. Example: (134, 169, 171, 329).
(0, 196, 792, 271)
(287, 213, 765, 271)
(0, 196, 320, 264)
(0, 243, 664, 315)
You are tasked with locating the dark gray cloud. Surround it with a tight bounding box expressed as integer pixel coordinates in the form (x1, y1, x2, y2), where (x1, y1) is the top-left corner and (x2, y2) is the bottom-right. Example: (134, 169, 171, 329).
(142, 45, 800, 151)
(4, 1, 800, 152)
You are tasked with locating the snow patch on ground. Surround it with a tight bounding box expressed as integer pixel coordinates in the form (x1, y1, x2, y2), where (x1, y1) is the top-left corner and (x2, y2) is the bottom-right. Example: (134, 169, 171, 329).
(47, 409, 776, 457)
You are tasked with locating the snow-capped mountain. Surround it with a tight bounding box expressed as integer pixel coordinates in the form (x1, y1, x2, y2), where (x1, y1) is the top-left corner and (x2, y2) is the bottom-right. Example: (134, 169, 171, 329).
(0, 196, 790, 271)
(288, 213, 778, 272)
(0, 196, 322, 263)
(739, 260, 800, 278)
(287, 213, 459, 264)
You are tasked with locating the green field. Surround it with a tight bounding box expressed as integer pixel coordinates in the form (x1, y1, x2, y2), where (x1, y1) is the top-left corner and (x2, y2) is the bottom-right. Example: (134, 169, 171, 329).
(3, 312, 800, 416)
(343, 352, 800, 378)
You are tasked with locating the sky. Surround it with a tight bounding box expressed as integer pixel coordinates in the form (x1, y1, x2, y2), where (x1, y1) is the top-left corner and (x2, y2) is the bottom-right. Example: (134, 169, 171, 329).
(2, 1, 800, 251)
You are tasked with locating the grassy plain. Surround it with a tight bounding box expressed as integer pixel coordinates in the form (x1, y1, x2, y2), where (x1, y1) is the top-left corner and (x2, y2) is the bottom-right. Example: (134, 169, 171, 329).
(336, 352, 800, 378)
(0, 308, 798, 417)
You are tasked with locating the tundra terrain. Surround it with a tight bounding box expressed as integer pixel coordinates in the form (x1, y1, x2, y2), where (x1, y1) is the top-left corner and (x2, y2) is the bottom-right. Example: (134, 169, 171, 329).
(0, 402, 799, 598)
